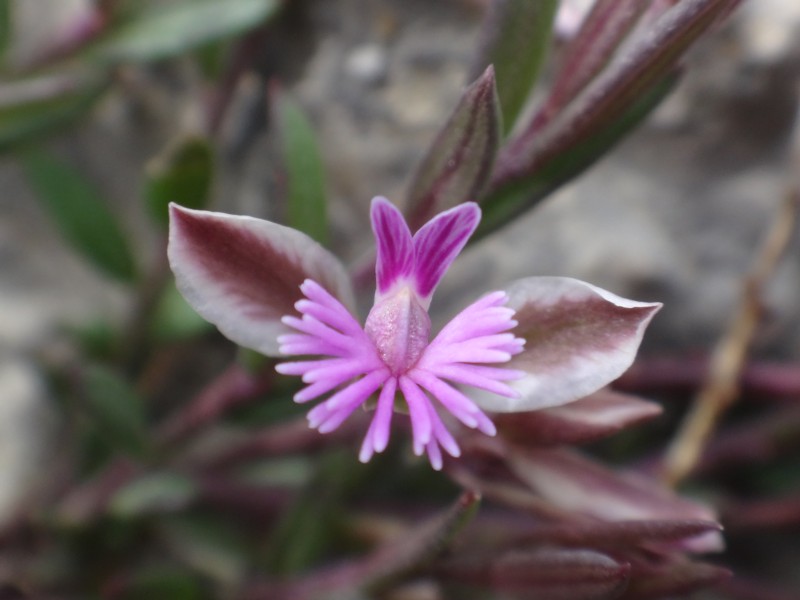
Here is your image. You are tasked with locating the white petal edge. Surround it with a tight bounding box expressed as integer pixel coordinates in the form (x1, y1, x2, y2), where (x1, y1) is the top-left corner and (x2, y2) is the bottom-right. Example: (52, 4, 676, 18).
(471, 276, 662, 413)
(168, 204, 355, 356)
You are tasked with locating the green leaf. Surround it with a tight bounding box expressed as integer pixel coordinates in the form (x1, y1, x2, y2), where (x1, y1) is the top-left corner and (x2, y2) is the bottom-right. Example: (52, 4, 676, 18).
(95, 0, 280, 63)
(111, 472, 197, 518)
(0, 0, 11, 63)
(22, 149, 137, 282)
(0, 75, 107, 152)
(116, 567, 209, 600)
(149, 280, 213, 341)
(406, 66, 501, 230)
(82, 365, 149, 459)
(538, 0, 648, 124)
(158, 516, 250, 585)
(469, 0, 558, 135)
(145, 135, 214, 227)
(480, 73, 678, 237)
(266, 451, 351, 575)
(272, 88, 328, 245)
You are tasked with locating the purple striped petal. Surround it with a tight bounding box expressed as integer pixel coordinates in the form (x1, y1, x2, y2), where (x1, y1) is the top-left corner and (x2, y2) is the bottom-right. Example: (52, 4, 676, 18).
(371, 196, 415, 297)
(168, 204, 354, 356)
(470, 277, 661, 412)
(411, 202, 480, 305)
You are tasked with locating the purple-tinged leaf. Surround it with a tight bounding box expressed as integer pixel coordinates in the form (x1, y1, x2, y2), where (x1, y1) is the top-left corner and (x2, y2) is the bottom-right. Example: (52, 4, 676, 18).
(470, 277, 660, 412)
(698, 407, 800, 474)
(623, 558, 731, 599)
(447, 453, 572, 523)
(495, 389, 662, 446)
(506, 448, 723, 553)
(438, 548, 630, 598)
(406, 66, 501, 230)
(479, 72, 677, 237)
(533, 0, 648, 133)
(510, 519, 723, 551)
(250, 491, 481, 598)
(723, 491, 800, 531)
(494, 0, 742, 185)
(412, 202, 480, 304)
(364, 490, 481, 590)
(371, 196, 414, 297)
(715, 575, 800, 600)
(469, 0, 559, 135)
(168, 204, 354, 356)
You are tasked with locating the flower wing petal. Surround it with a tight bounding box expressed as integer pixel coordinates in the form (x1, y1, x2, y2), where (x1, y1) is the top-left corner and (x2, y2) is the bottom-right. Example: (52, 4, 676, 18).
(471, 277, 661, 412)
(371, 196, 415, 298)
(411, 202, 480, 305)
(168, 204, 354, 356)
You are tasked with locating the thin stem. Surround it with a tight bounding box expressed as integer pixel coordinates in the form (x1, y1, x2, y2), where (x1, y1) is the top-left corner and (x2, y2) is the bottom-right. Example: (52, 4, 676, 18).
(616, 357, 800, 400)
(156, 362, 275, 447)
(662, 186, 800, 486)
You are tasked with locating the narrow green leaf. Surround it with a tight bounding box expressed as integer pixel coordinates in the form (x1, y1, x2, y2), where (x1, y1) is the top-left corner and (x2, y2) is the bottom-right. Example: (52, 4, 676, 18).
(110, 472, 197, 518)
(145, 135, 213, 227)
(406, 66, 501, 230)
(0, 0, 11, 63)
(272, 88, 328, 245)
(22, 149, 137, 281)
(0, 75, 107, 152)
(116, 567, 209, 600)
(158, 517, 250, 585)
(82, 365, 149, 459)
(95, 0, 280, 63)
(469, 0, 558, 135)
(479, 73, 678, 237)
(267, 451, 350, 574)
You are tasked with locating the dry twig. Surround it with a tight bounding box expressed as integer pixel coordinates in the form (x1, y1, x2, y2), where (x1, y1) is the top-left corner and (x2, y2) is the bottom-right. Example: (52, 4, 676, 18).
(662, 108, 800, 486)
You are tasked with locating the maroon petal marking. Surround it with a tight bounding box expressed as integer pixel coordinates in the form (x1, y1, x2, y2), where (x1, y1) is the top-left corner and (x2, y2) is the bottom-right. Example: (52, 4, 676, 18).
(168, 204, 354, 356)
(471, 277, 661, 412)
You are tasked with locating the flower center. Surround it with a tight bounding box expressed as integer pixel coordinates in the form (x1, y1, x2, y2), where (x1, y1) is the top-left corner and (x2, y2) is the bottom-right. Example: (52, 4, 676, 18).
(364, 287, 431, 375)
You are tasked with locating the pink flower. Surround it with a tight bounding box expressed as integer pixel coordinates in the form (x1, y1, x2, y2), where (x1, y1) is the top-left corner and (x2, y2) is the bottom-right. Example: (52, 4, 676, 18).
(276, 198, 524, 468)
(168, 197, 661, 469)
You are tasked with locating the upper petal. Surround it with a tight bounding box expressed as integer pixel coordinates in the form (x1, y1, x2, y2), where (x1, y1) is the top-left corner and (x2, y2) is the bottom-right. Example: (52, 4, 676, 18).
(470, 277, 661, 412)
(371, 196, 415, 298)
(412, 202, 480, 305)
(168, 204, 354, 356)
